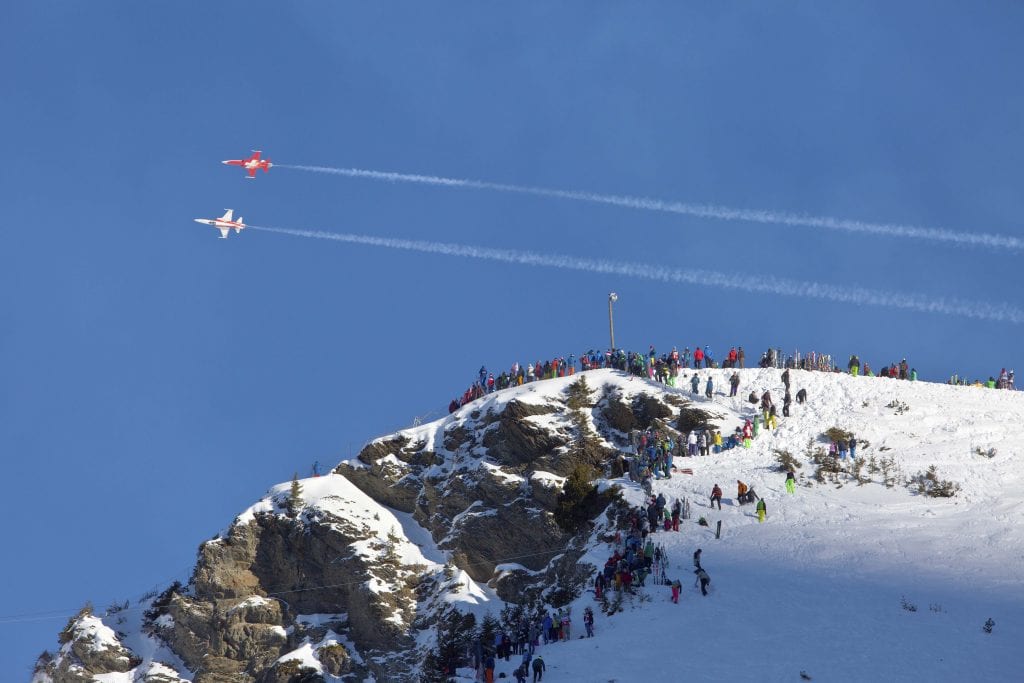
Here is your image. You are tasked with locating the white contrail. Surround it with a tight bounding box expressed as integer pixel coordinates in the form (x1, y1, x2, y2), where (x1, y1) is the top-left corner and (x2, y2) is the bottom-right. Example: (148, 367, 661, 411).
(274, 164, 1023, 251)
(247, 225, 1024, 324)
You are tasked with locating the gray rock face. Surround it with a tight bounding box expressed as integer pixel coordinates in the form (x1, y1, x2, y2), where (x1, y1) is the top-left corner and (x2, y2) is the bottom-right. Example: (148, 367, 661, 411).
(36, 373, 667, 683)
(34, 611, 141, 683)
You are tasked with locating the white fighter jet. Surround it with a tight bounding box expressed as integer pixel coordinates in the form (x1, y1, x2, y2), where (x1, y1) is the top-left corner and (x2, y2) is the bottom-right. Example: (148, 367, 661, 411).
(194, 209, 245, 239)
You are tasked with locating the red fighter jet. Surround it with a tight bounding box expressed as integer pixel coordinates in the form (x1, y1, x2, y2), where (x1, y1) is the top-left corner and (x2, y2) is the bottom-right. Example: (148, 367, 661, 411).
(222, 150, 272, 179)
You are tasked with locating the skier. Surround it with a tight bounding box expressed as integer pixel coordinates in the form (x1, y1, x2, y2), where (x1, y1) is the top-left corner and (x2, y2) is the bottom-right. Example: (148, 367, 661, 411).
(695, 567, 711, 596)
(785, 470, 796, 494)
(756, 497, 767, 523)
(532, 655, 546, 682)
(710, 484, 723, 510)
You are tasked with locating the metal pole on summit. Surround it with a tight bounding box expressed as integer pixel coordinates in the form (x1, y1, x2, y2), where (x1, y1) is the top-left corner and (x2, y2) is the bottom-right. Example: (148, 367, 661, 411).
(608, 292, 618, 352)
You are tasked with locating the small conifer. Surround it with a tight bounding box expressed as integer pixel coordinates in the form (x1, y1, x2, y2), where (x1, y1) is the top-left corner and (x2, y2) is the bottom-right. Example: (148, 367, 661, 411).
(287, 473, 304, 516)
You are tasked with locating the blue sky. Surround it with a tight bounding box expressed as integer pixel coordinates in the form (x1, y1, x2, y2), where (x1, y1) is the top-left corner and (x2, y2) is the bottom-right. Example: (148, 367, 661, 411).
(2, 2, 1022, 678)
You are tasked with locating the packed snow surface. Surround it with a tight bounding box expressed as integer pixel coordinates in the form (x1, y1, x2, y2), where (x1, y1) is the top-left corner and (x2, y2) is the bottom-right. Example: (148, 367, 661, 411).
(393, 368, 1024, 681)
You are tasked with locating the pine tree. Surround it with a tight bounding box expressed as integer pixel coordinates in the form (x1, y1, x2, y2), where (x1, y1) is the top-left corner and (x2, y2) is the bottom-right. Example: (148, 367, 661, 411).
(479, 613, 500, 654)
(430, 608, 477, 681)
(287, 473, 304, 517)
(554, 464, 618, 532)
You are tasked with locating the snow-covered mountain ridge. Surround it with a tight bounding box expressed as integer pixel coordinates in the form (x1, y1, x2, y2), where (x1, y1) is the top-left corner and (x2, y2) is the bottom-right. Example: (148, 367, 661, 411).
(33, 368, 1024, 682)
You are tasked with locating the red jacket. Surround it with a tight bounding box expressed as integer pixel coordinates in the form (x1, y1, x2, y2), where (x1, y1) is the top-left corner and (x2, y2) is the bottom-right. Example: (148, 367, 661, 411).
(694, 348, 705, 360)
(711, 486, 723, 498)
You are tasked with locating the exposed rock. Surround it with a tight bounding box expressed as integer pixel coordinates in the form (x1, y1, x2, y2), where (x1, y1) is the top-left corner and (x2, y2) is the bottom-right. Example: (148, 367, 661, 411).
(36, 372, 649, 683)
(38, 612, 142, 681)
(481, 399, 566, 469)
(259, 659, 322, 683)
(334, 462, 419, 513)
(448, 500, 567, 581)
(318, 643, 353, 676)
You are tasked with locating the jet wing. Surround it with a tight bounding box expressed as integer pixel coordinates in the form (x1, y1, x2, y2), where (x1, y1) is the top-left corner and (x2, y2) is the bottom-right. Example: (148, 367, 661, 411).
(247, 167, 257, 178)
(219, 227, 229, 238)
(219, 209, 234, 221)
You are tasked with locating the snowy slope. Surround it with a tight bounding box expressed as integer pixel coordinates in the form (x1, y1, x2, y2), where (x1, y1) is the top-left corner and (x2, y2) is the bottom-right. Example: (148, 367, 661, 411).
(35, 368, 1024, 682)
(434, 368, 1024, 682)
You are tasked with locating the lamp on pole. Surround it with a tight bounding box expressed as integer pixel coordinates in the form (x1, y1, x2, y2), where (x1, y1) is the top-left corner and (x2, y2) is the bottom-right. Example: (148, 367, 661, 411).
(608, 292, 618, 351)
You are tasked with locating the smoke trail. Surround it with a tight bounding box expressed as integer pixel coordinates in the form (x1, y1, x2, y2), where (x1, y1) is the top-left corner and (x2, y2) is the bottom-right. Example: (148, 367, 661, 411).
(274, 164, 1023, 251)
(247, 225, 1024, 324)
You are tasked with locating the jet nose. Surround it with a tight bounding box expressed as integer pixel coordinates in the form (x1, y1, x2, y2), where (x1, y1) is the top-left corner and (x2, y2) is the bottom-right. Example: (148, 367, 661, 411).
(221, 160, 231, 165)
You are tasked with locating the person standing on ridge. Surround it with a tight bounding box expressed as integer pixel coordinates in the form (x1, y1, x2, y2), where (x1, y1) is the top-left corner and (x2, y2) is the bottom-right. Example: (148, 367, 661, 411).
(849, 355, 860, 376)
(738, 346, 746, 368)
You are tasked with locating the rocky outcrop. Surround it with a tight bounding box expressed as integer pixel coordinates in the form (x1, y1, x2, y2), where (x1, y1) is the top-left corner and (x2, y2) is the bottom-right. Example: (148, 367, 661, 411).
(34, 612, 142, 683)
(36, 372, 677, 683)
